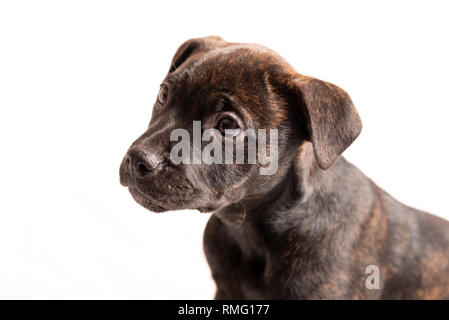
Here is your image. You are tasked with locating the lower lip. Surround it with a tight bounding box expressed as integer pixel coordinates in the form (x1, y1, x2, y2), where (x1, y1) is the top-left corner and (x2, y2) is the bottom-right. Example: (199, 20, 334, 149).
(129, 187, 166, 211)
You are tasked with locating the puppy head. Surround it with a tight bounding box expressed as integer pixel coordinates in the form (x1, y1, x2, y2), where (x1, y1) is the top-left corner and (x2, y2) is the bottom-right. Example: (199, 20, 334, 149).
(119, 36, 362, 214)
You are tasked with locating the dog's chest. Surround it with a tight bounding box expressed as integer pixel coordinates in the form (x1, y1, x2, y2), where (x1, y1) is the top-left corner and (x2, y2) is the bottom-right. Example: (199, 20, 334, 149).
(237, 253, 269, 299)
(204, 216, 275, 299)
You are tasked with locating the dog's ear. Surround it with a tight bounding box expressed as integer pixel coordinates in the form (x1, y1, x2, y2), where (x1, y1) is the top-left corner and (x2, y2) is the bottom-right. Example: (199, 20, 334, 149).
(169, 36, 225, 73)
(279, 74, 362, 169)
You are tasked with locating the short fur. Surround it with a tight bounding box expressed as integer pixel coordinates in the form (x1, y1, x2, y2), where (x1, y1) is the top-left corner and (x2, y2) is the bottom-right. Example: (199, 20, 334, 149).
(120, 36, 449, 299)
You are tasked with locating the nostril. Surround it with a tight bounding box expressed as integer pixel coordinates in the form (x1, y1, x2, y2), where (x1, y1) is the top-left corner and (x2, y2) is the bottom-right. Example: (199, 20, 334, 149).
(125, 156, 133, 172)
(136, 161, 151, 177)
(127, 147, 164, 178)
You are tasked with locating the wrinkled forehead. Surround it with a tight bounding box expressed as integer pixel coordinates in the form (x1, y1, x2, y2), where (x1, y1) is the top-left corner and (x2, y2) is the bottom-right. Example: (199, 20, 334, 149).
(175, 45, 285, 85)
(164, 46, 289, 127)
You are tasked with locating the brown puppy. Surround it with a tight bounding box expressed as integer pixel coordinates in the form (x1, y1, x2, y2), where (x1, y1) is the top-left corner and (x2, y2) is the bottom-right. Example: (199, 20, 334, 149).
(119, 36, 449, 299)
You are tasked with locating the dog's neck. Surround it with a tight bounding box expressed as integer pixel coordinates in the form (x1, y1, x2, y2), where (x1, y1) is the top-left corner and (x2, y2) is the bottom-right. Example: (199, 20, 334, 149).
(213, 142, 374, 257)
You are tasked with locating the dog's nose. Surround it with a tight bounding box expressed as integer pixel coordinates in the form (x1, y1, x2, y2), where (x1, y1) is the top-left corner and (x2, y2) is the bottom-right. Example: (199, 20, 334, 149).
(125, 147, 164, 178)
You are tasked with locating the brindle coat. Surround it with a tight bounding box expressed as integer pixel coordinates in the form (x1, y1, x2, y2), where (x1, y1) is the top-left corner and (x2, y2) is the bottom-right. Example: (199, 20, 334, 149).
(120, 36, 449, 299)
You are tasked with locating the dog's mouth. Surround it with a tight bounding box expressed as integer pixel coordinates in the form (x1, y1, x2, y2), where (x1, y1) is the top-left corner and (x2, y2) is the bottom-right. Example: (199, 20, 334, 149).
(127, 177, 201, 213)
(128, 187, 167, 212)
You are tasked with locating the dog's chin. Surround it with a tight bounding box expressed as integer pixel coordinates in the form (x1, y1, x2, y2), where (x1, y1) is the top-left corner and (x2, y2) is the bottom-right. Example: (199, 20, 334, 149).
(196, 205, 219, 213)
(128, 187, 222, 214)
(128, 187, 167, 213)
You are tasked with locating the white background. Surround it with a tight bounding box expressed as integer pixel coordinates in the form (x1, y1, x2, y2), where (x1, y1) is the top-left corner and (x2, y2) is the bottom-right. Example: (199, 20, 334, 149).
(1, 1, 448, 299)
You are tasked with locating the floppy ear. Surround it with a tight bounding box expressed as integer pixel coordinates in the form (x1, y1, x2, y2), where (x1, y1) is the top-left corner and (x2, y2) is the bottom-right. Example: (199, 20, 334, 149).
(169, 36, 226, 73)
(284, 74, 362, 169)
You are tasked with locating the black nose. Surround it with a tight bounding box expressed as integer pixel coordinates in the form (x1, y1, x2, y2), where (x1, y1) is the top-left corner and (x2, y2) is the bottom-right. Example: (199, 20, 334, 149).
(125, 147, 164, 178)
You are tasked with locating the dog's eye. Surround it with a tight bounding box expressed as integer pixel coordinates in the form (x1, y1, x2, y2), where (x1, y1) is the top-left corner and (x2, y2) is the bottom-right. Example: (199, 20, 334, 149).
(158, 85, 168, 105)
(217, 117, 240, 136)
